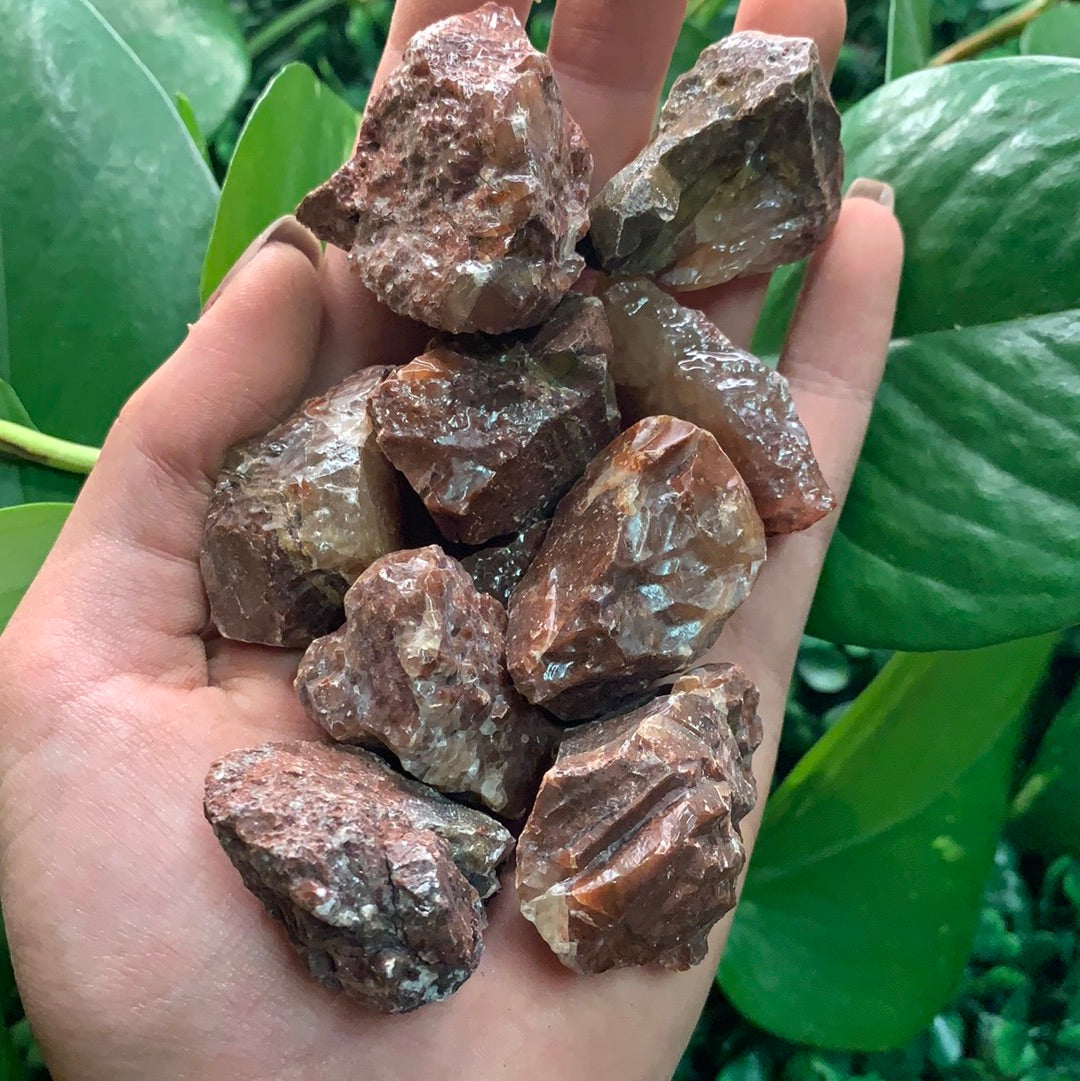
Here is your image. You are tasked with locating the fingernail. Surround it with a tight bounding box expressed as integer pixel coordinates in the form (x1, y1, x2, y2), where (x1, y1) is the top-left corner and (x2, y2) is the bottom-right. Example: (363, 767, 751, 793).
(845, 177, 895, 212)
(203, 215, 323, 312)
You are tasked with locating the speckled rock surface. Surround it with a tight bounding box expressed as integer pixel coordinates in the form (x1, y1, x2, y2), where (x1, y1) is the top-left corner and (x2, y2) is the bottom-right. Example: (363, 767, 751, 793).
(516, 664, 761, 972)
(507, 416, 766, 720)
(369, 295, 620, 545)
(602, 278, 834, 533)
(296, 546, 559, 819)
(296, 3, 591, 334)
(204, 741, 514, 1012)
(589, 32, 842, 290)
(461, 520, 550, 607)
(200, 367, 403, 648)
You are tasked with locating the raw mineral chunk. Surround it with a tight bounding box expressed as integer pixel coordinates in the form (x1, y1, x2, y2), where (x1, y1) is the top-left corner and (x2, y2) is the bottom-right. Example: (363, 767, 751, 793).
(461, 520, 550, 607)
(602, 278, 834, 533)
(200, 367, 403, 648)
(516, 664, 761, 973)
(369, 295, 620, 545)
(296, 3, 591, 334)
(507, 416, 765, 721)
(589, 32, 842, 289)
(204, 741, 514, 1012)
(296, 546, 558, 819)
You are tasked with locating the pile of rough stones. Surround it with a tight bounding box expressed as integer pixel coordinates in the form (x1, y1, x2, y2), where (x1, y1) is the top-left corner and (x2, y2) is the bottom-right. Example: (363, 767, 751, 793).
(200, 3, 843, 1014)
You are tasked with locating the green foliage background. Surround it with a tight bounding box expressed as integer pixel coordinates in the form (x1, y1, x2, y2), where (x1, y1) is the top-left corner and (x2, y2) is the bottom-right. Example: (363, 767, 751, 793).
(0, 1, 1078, 1079)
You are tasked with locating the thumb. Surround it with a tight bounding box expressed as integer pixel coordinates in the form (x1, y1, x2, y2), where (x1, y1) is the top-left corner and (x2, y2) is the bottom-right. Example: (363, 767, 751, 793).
(11, 222, 324, 678)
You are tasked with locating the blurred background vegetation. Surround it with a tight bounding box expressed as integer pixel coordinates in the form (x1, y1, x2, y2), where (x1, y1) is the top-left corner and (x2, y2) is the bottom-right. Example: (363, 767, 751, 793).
(1, 1, 1078, 1079)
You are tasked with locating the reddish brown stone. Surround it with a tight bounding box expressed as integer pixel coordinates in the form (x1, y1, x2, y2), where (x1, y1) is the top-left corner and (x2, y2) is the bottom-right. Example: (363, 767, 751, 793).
(296, 546, 558, 819)
(589, 32, 842, 290)
(516, 664, 761, 973)
(602, 278, 834, 533)
(369, 295, 620, 545)
(296, 3, 591, 334)
(506, 417, 765, 720)
(204, 741, 514, 1012)
(200, 367, 404, 648)
(461, 520, 550, 607)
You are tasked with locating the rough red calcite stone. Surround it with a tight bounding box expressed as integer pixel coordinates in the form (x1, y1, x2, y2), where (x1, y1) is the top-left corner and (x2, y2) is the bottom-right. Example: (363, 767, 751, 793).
(296, 3, 591, 334)
(506, 416, 766, 721)
(602, 277, 834, 533)
(204, 741, 514, 1012)
(296, 546, 558, 819)
(200, 367, 403, 648)
(369, 295, 620, 545)
(516, 664, 761, 972)
(589, 32, 842, 290)
(461, 520, 550, 607)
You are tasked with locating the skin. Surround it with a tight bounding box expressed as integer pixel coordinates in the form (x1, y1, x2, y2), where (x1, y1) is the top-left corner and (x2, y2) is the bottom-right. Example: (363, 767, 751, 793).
(0, 1, 903, 1078)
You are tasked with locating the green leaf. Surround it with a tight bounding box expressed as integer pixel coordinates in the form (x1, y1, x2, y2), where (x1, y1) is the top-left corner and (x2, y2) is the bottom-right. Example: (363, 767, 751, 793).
(720, 636, 1056, 1050)
(885, 0, 931, 80)
(87, 0, 248, 133)
(0, 235, 74, 508)
(200, 63, 357, 303)
(1011, 679, 1080, 858)
(808, 310, 1080, 649)
(0, 0, 216, 506)
(1020, 4, 1080, 59)
(754, 59, 1080, 649)
(0, 379, 32, 431)
(175, 92, 211, 168)
(758, 58, 1080, 345)
(0, 1021, 26, 1081)
(0, 503, 72, 632)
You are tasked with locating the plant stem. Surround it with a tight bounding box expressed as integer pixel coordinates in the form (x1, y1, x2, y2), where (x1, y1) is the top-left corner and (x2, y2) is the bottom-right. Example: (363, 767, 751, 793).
(0, 421, 99, 475)
(928, 0, 1060, 65)
(248, 0, 346, 59)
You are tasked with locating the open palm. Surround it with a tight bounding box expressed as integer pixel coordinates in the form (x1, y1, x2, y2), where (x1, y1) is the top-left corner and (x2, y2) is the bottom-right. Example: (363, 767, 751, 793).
(0, 1, 901, 1078)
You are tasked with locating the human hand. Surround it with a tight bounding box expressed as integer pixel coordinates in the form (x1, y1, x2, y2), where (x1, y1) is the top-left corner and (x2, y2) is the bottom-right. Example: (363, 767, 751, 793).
(0, 1, 902, 1078)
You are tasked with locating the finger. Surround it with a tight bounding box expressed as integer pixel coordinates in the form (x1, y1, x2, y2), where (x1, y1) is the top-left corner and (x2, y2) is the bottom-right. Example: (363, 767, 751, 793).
(16, 237, 324, 678)
(734, 0, 846, 73)
(546, 0, 687, 185)
(372, 0, 534, 91)
(693, 0, 848, 345)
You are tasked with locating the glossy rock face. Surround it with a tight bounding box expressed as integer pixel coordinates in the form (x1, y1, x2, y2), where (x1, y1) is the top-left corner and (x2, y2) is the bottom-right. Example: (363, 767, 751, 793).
(369, 295, 620, 545)
(296, 3, 591, 334)
(589, 32, 842, 290)
(200, 367, 404, 648)
(204, 741, 514, 1012)
(461, 520, 550, 607)
(515, 664, 761, 973)
(506, 416, 766, 721)
(602, 278, 834, 533)
(296, 546, 559, 819)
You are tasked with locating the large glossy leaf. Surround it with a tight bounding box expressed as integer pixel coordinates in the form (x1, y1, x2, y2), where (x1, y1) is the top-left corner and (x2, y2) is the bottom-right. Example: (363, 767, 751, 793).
(1010, 678, 1080, 858)
(1020, 3, 1080, 59)
(720, 636, 1055, 1050)
(200, 64, 357, 303)
(885, 0, 931, 80)
(757, 58, 1080, 347)
(753, 59, 1080, 649)
(0, 227, 78, 507)
(0, 0, 216, 481)
(88, 0, 248, 133)
(0, 503, 72, 632)
(809, 310, 1080, 649)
